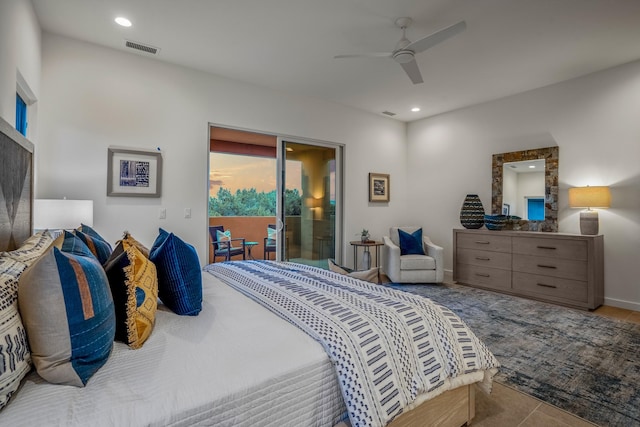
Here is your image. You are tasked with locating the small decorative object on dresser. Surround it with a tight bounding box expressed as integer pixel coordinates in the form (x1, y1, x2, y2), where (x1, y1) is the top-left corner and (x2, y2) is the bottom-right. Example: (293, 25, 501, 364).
(453, 229, 604, 310)
(459, 194, 485, 229)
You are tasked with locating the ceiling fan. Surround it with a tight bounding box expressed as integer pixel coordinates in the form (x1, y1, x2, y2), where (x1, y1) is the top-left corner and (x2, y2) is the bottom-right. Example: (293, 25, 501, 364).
(334, 17, 466, 84)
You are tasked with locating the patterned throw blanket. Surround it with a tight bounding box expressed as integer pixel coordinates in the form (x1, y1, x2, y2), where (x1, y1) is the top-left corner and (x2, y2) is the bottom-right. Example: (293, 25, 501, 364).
(205, 261, 499, 427)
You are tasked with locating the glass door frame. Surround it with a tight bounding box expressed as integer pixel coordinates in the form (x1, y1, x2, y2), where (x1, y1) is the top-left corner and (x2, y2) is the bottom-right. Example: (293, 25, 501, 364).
(276, 136, 344, 263)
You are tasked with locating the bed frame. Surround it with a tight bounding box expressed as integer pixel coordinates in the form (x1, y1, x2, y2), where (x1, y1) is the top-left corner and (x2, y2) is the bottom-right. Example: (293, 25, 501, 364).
(0, 118, 475, 427)
(389, 384, 474, 427)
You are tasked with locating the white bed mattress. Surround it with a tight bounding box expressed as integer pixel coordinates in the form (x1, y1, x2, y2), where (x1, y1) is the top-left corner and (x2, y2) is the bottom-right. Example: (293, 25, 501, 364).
(0, 272, 346, 426)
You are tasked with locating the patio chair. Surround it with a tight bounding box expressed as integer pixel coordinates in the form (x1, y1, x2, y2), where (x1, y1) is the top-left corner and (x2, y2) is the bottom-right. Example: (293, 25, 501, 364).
(209, 225, 246, 262)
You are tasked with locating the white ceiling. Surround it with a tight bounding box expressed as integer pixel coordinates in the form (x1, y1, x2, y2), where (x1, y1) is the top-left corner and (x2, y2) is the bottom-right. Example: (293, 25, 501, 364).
(32, 0, 640, 122)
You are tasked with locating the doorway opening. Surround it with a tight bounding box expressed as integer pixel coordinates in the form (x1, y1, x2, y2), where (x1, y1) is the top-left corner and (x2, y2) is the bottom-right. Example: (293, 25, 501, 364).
(208, 126, 342, 267)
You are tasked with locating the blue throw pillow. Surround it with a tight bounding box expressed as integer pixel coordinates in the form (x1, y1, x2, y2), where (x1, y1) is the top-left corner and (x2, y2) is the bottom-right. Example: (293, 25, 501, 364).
(75, 225, 113, 265)
(398, 228, 425, 256)
(18, 245, 115, 386)
(150, 228, 202, 316)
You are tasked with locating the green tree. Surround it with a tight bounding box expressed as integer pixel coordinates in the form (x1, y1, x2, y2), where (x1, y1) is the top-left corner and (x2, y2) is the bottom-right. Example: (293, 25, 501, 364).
(209, 187, 301, 216)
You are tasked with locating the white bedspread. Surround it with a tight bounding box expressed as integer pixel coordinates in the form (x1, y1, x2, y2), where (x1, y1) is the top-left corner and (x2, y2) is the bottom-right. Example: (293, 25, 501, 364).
(0, 272, 346, 426)
(205, 261, 499, 427)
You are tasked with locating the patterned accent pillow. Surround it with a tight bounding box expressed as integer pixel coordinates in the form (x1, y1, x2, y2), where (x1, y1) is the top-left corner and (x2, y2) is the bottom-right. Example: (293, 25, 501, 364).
(104, 238, 158, 349)
(0, 230, 55, 266)
(0, 257, 31, 410)
(76, 225, 112, 265)
(150, 228, 202, 316)
(118, 231, 150, 258)
(216, 229, 232, 250)
(266, 227, 276, 246)
(58, 230, 98, 258)
(18, 244, 116, 386)
(398, 228, 425, 256)
(328, 259, 380, 284)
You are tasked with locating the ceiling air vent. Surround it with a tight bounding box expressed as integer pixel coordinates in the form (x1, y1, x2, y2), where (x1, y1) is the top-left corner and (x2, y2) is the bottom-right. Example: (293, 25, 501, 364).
(124, 40, 160, 55)
(381, 111, 396, 117)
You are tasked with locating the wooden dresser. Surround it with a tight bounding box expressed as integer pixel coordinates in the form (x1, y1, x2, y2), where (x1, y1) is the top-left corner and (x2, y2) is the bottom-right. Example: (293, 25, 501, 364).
(453, 229, 604, 310)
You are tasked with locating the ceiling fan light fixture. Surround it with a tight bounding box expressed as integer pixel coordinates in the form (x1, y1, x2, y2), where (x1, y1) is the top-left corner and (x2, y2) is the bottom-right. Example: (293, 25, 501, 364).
(393, 51, 414, 64)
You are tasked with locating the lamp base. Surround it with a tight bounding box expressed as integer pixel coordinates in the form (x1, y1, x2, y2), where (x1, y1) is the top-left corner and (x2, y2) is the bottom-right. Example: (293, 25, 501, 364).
(580, 210, 599, 235)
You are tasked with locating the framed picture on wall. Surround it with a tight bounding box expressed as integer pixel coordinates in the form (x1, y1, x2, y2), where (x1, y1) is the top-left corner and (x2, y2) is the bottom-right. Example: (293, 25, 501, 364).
(369, 173, 390, 202)
(107, 147, 162, 197)
(502, 203, 510, 215)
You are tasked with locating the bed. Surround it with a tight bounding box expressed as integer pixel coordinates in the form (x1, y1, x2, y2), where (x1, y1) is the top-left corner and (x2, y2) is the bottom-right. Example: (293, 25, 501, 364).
(0, 120, 498, 426)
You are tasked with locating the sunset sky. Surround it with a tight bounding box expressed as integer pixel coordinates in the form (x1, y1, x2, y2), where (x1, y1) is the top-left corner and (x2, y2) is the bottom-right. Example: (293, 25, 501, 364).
(209, 153, 302, 196)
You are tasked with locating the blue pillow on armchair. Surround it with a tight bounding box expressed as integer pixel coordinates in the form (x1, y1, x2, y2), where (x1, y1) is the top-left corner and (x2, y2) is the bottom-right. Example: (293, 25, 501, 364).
(398, 228, 426, 255)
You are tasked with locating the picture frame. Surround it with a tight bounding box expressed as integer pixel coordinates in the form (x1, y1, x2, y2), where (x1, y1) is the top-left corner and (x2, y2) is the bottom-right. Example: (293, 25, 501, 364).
(107, 147, 162, 197)
(369, 173, 390, 202)
(502, 203, 510, 216)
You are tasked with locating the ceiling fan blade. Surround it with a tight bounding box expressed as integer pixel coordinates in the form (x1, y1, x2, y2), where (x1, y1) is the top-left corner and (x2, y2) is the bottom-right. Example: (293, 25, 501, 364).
(334, 52, 392, 59)
(400, 59, 423, 84)
(406, 20, 466, 54)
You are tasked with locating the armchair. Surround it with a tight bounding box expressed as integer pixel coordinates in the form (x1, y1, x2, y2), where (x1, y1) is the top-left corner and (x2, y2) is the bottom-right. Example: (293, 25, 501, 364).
(382, 226, 443, 283)
(209, 225, 246, 262)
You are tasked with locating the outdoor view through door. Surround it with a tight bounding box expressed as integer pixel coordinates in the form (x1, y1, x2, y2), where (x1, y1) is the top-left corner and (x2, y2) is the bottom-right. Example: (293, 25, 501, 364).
(209, 126, 339, 268)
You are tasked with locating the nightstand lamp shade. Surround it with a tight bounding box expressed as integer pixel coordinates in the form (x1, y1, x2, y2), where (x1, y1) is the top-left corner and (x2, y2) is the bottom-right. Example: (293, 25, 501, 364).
(568, 186, 610, 235)
(34, 199, 94, 231)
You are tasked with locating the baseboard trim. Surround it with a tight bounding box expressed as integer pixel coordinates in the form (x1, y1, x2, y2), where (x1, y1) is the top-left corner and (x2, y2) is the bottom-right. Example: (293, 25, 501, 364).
(603, 297, 640, 311)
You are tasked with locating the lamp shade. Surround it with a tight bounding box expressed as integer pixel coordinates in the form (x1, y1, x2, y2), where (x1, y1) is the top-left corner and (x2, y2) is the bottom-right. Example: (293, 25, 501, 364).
(34, 199, 94, 230)
(568, 186, 611, 209)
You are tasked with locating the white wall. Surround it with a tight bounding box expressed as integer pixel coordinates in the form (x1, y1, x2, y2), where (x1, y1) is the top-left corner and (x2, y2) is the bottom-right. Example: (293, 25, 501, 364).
(0, 0, 41, 140)
(37, 34, 408, 268)
(408, 60, 640, 310)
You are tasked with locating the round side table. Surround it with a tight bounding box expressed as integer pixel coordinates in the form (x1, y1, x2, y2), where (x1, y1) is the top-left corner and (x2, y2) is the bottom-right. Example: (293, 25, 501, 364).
(245, 241, 259, 260)
(349, 240, 383, 270)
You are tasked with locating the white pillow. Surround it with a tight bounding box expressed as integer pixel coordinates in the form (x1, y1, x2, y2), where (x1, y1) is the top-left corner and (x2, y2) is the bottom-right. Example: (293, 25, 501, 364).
(216, 229, 232, 250)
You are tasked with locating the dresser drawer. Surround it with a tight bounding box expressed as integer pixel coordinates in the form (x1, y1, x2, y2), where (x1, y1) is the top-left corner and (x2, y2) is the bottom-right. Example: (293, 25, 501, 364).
(456, 233, 511, 253)
(457, 248, 511, 270)
(512, 254, 587, 281)
(512, 237, 587, 261)
(513, 272, 588, 303)
(455, 265, 511, 291)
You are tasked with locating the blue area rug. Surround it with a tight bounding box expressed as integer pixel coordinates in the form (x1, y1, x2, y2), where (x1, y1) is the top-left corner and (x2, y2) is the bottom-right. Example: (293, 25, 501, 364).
(390, 283, 640, 427)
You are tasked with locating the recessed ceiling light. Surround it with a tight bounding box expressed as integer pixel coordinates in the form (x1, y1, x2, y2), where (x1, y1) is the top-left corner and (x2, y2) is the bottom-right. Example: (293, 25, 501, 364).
(411, 107, 421, 112)
(115, 17, 132, 27)
(529, 165, 536, 169)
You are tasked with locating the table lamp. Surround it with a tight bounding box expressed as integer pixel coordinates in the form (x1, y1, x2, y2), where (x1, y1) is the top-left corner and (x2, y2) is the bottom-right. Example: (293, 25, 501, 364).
(34, 199, 94, 231)
(568, 186, 610, 235)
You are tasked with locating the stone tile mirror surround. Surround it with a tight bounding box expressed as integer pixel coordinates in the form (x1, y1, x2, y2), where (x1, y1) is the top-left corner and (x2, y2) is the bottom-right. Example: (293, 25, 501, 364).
(492, 146, 559, 232)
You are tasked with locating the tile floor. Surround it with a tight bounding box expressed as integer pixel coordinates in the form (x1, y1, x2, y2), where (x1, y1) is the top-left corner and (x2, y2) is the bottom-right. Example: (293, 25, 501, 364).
(471, 305, 640, 426)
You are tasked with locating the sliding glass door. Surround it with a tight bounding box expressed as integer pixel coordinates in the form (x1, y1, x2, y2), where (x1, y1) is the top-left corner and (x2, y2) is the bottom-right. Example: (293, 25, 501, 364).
(276, 138, 342, 267)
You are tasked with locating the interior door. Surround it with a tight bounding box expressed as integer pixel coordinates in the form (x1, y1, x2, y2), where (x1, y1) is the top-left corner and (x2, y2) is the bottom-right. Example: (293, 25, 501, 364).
(277, 138, 341, 267)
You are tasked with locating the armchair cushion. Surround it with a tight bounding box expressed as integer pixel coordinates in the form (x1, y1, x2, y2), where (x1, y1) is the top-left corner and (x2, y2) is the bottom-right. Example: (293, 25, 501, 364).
(400, 255, 436, 271)
(398, 228, 425, 255)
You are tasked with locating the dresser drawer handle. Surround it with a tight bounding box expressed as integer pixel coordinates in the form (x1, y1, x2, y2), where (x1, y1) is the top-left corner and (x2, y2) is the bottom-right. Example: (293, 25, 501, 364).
(537, 245, 557, 250)
(537, 283, 557, 289)
(475, 273, 490, 277)
(474, 240, 491, 245)
(475, 256, 491, 261)
(537, 264, 557, 269)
